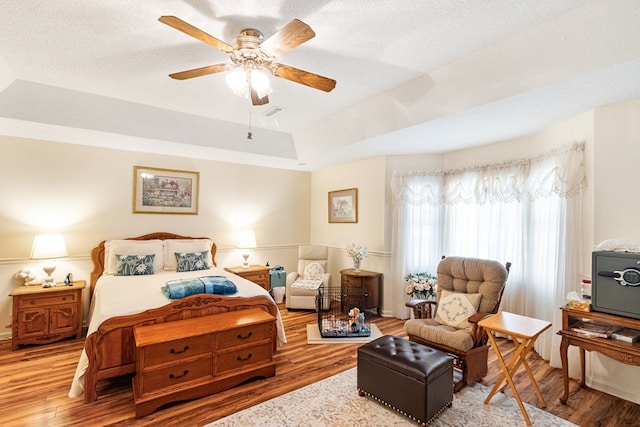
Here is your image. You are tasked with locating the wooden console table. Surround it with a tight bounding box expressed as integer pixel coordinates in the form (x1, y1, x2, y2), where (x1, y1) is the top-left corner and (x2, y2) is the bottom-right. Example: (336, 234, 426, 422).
(558, 306, 640, 404)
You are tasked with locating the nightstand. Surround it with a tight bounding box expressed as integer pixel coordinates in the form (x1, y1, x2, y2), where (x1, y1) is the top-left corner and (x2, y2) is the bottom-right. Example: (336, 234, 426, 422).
(224, 265, 271, 291)
(9, 280, 86, 350)
(340, 269, 383, 316)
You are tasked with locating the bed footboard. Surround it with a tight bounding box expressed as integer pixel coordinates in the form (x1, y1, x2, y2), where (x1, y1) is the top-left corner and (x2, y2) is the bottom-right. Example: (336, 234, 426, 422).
(83, 294, 278, 403)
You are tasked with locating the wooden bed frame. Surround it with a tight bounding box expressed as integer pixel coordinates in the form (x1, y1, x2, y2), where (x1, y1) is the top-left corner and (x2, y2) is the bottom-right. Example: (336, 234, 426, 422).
(82, 232, 279, 403)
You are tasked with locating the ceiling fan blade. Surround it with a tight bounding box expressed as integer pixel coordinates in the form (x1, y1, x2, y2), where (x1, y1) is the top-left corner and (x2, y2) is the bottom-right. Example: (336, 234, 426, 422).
(259, 19, 315, 58)
(159, 15, 233, 53)
(272, 64, 336, 92)
(169, 63, 233, 80)
(250, 87, 270, 106)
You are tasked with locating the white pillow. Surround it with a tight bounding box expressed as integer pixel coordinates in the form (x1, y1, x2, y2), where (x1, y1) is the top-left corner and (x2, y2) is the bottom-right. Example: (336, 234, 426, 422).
(304, 261, 325, 280)
(435, 289, 482, 329)
(164, 239, 213, 271)
(103, 239, 164, 275)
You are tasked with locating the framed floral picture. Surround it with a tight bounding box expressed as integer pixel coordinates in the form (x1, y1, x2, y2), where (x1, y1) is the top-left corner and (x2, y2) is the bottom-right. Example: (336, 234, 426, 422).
(133, 166, 199, 214)
(328, 188, 358, 223)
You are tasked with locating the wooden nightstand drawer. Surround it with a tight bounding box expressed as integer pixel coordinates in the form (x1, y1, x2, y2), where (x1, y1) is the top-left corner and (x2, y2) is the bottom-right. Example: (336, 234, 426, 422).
(216, 343, 272, 374)
(139, 355, 213, 396)
(18, 292, 77, 309)
(341, 275, 361, 287)
(247, 272, 268, 281)
(142, 336, 211, 367)
(224, 265, 271, 291)
(217, 322, 271, 350)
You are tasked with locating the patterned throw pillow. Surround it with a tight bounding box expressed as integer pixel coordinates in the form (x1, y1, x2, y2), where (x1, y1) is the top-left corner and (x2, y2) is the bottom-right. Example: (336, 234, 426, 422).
(115, 254, 155, 276)
(303, 261, 325, 280)
(175, 251, 211, 272)
(435, 289, 482, 328)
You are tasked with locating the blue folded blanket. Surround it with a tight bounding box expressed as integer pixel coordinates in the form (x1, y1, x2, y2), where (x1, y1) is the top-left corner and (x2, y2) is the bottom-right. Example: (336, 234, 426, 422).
(162, 276, 238, 299)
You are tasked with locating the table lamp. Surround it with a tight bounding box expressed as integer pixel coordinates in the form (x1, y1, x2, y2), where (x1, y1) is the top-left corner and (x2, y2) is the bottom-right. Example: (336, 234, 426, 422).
(236, 230, 257, 268)
(30, 234, 68, 287)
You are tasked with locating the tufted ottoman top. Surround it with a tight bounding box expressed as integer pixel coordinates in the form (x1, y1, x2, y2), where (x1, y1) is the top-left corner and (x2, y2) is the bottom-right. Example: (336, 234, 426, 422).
(358, 335, 453, 383)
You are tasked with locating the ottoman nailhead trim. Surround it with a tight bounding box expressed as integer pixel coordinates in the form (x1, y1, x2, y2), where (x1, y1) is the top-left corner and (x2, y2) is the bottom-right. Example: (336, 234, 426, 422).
(358, 388, 452, 425)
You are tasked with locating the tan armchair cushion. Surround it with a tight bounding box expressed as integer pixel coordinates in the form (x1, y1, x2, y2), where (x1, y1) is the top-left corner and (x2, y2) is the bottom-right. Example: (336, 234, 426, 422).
(437, 256, 507, 315)
(404, 319, 475, 352)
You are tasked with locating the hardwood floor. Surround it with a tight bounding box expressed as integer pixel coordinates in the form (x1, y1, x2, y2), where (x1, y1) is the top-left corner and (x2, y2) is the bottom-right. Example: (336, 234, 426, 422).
(1, 304, 638, 426)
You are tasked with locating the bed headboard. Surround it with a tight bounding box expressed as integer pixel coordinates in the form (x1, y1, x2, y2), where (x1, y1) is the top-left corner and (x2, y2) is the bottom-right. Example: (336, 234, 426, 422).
(89, 232, 218, 298)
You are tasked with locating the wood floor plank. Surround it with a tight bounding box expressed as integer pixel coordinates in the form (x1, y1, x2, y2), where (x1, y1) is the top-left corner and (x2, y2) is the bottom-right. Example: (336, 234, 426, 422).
(0, 303, 638, 426)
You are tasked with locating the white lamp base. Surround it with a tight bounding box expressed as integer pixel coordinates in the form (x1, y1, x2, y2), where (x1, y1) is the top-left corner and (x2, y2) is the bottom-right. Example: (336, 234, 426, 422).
(42, 264, 56, 287)
(242, 253, 250, 268)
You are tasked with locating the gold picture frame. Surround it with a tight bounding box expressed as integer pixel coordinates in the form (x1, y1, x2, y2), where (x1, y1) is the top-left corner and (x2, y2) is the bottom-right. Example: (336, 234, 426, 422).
(328, 188, 358, 223)
(133, 166, 199, 214)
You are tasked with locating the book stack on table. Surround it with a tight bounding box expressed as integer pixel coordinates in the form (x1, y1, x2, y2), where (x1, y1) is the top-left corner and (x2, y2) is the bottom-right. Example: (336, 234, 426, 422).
(611, 327, 640, 343)
(570, 321, 640, 342)
(569, 321, 620, 339)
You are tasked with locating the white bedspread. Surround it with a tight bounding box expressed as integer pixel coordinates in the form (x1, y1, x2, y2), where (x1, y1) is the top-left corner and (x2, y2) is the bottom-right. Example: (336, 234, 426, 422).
(68, 268, 286, 398)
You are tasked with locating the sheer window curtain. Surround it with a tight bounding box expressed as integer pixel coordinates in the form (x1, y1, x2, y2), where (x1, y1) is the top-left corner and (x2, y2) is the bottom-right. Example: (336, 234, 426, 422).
(391, 143, 586, 362)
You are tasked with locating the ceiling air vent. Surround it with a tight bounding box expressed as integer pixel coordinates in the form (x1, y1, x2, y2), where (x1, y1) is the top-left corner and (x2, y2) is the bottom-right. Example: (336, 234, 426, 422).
(263, 106, 284, 117)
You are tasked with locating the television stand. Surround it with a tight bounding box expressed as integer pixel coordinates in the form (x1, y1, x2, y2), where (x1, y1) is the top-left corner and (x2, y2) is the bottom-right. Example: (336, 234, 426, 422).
(558, 307, 640, 404)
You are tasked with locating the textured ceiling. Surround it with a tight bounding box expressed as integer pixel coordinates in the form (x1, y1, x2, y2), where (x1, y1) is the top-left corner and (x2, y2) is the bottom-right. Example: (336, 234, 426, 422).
(1, 1, 639, 170)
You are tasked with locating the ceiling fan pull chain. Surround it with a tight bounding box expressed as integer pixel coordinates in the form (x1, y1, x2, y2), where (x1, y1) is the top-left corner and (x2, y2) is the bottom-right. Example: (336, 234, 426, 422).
(247, 109, 253, 140)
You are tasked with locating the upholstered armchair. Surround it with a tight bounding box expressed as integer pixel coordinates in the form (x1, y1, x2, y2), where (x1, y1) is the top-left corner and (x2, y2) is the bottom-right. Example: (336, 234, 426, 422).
(404, 256, 510, 392)
(285, 245, 332, 310)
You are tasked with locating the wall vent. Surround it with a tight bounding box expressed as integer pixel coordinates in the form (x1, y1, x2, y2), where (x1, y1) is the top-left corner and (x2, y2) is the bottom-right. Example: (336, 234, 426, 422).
(262, 106, 284, 117)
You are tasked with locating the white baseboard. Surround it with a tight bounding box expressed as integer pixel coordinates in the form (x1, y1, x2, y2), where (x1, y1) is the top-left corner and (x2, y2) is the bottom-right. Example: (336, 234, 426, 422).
(589, 377, 640, 405)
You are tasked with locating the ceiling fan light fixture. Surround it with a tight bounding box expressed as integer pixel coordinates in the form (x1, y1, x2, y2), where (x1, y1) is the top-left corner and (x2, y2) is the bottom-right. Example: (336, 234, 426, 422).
(250, 69, 272, 98)
(225, 69, 250, 98)
(160, 16, 335, 105)
(225, 68, 272, 100)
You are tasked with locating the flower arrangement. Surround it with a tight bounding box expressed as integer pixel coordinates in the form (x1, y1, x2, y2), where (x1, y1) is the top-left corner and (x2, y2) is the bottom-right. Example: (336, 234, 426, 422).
(405, 272, 437, 299)
(346, 244, 367, 262)
(346, 244, 367, 272)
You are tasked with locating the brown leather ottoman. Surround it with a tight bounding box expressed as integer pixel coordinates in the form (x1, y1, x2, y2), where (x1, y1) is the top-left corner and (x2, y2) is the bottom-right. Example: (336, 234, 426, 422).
(357, 335, 453, 426)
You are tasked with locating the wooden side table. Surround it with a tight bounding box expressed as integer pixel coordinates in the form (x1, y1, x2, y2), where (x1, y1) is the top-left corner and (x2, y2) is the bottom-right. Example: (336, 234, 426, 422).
(224, 265, 271, 291)
(478, 311, 552, 426)
(558, 306, 640, 405)
(340, 269, 383, 315)
(9, 280, 86, 350)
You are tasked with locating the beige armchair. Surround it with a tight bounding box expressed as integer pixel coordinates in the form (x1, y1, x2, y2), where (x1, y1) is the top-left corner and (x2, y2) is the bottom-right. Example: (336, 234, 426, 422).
(286, 245, 332, 310)
(404, 256, 510, 392)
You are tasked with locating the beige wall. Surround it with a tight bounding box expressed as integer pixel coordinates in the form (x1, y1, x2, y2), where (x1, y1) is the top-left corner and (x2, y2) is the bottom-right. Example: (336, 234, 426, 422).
(0, 136, 311, 335)
(310, 157, 388, 289)
(590, 98, 640, 402)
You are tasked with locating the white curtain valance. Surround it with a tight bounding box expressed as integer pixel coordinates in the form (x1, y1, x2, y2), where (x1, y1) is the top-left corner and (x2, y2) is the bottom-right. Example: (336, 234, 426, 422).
(391, 143, 586, 206)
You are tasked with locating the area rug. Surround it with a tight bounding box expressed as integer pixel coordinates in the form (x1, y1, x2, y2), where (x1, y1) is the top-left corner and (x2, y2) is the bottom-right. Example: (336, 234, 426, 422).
(206, 368, 577, 427)
(306, 323, 383, 344)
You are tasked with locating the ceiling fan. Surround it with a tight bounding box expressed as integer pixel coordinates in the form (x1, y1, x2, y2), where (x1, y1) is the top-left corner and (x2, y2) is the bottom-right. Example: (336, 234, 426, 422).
(159, 16, 337, 106)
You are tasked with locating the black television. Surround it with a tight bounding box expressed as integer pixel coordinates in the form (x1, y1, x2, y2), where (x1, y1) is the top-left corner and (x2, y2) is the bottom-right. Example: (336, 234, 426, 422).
(592, 251, 640, 320)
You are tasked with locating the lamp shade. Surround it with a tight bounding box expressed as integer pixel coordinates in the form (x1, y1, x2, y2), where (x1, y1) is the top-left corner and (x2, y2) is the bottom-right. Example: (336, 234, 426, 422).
(236, 230, 257, 249)
(30, 234, 68, 259)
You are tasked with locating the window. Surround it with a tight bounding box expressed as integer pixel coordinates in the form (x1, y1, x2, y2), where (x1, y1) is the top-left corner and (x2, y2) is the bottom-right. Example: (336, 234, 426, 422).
(391, 144, 586, 361)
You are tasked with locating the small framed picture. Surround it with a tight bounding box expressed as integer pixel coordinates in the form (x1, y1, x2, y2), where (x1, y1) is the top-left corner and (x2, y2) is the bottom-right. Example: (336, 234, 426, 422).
(328, 188, 358, 223)
(133, 166, 199, 214)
